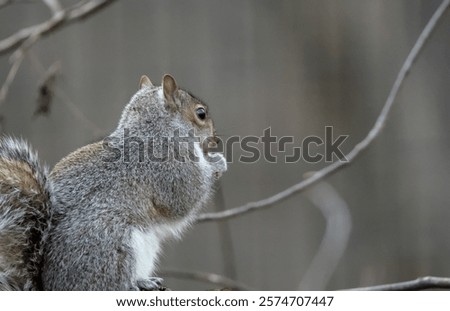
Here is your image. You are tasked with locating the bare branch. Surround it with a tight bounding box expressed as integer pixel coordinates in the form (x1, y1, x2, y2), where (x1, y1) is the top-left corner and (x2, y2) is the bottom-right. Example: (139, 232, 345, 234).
(0, 34, 44, 111)
(34, 61, 61, 116)
(196, 0, 450, 223)
(0, 0, 117, 55)
(0, 52, 25, 109)
(347, 276, 450, 291)
(0, 8, 65, 56)
(0, 0, 12, 10)
(159, 268, 254, 291)
(66, 0, 114, 20)
(0, 32, 41, 109)
(214, 182, 238, 279)
(298, 178, 352, 290)
(42, 0, 63, 16)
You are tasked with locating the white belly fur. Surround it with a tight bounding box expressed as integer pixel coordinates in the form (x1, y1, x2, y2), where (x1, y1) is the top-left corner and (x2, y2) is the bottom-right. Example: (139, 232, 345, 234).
(130, 219, 192, 281)
(130, 229, 160, 281)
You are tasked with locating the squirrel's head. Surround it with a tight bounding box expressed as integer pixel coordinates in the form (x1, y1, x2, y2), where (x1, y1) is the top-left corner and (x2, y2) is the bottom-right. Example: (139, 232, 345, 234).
(118, 74, 219, 154)
(112, 74, 226, 178)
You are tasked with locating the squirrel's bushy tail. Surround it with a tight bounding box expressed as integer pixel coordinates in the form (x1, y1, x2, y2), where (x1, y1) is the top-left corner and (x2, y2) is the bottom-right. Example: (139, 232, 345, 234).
(0, 137, 51, 290)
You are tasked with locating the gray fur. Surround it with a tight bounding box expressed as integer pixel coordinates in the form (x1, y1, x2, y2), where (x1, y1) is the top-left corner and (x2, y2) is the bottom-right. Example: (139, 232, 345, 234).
(0, 137, 51, 290)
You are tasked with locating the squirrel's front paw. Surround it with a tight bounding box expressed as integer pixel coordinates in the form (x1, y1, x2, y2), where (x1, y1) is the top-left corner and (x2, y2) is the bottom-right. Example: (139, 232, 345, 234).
(207, 152, 227, 178)
(137, 277, 167, 291)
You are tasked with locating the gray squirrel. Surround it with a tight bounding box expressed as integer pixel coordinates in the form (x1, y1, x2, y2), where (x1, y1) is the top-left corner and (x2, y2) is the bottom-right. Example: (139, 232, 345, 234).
(0, 74, 227, 290)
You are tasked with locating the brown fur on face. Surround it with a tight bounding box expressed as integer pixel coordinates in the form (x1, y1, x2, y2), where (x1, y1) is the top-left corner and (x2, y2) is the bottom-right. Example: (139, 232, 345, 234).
(159, 74, 217, 153)
(177, 91, 216, 153)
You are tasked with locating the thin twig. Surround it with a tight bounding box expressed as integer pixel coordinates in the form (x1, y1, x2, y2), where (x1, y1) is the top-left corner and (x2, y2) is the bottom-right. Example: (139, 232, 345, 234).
(159, 268, 254, 291)
(53, 87, 105, 137)
(196, 0, 450, 223)
(347, 276, 450, 291)
(0, 0, 117, 55)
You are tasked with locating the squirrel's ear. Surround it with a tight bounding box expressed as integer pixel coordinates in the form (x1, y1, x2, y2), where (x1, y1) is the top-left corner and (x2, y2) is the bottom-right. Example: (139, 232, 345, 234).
(162, 74, 178, 98)
(162, 74, 178, 112)
(139, 75, 153, 89)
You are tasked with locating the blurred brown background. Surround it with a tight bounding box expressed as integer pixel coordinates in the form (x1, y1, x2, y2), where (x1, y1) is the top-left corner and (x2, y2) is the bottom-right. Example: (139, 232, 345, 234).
(1, 0, 449, 290)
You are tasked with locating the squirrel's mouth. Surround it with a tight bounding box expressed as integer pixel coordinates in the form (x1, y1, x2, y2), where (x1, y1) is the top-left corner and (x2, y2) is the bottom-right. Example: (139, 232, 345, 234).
(202, 136, 220, 154)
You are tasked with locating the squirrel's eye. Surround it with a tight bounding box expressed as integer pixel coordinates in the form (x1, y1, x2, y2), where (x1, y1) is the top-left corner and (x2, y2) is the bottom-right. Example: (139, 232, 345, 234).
(196, 107, 206, 120)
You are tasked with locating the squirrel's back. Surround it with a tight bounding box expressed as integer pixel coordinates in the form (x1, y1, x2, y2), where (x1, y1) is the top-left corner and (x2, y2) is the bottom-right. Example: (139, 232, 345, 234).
(0, 137, 51, 290)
